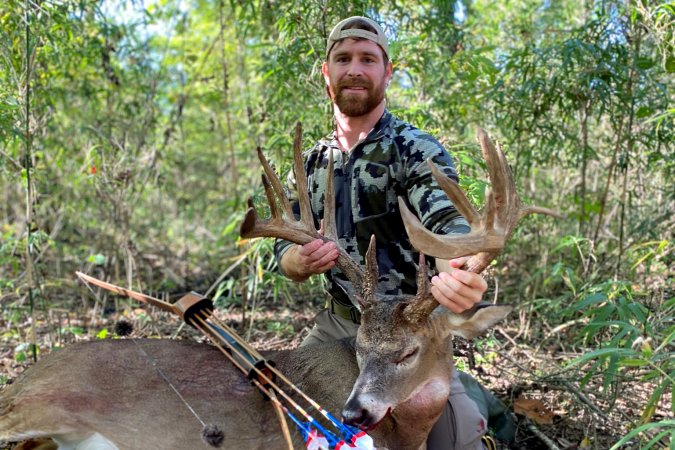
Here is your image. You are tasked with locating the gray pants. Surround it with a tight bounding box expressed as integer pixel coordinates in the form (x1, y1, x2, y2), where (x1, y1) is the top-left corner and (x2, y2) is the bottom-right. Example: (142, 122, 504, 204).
(303, 309, 487, 450)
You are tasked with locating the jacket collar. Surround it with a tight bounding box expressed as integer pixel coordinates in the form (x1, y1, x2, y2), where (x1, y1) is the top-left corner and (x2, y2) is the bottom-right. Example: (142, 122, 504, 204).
(321, 109, 394, 149)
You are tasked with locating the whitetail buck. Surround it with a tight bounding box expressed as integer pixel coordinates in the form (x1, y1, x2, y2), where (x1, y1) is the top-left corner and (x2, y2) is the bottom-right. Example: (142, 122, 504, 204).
(0, 127, 556, 450)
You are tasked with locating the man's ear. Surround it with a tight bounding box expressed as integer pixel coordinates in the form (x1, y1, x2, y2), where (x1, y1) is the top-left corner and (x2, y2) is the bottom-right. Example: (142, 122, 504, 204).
(322, 61, 330, 85)
(322, 61, 333, 99)
(385, 61, 393, 85)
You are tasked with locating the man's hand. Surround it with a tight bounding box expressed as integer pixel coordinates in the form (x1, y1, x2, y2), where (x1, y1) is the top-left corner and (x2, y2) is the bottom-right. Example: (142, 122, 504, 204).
(280, 238, 339, 282)
(431, 256, 487, 313)
(296, 239, 340, 274)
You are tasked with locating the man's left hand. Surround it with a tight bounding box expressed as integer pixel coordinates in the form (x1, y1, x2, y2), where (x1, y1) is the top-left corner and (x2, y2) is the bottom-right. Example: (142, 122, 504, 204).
(431, 256, 487, 313)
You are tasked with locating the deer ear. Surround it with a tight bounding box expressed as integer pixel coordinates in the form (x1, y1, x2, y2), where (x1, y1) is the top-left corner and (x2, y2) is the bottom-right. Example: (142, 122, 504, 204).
(436, 305, 512, 341)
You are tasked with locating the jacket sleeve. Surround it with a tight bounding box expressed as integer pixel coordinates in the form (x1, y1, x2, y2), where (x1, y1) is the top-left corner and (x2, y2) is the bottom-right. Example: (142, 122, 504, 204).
(400, 131, 470, 236)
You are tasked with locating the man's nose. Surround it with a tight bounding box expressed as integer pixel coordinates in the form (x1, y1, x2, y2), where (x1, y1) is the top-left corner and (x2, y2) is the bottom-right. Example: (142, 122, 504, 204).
(346, 61, 365, 77)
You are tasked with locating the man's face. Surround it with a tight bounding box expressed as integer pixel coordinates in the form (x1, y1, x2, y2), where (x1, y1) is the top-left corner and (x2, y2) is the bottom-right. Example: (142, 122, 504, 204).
(323, 38, 392, 117)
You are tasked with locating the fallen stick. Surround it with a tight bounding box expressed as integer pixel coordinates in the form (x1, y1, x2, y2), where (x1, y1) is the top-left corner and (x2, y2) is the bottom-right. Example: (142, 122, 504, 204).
(523, 417, 561, 450)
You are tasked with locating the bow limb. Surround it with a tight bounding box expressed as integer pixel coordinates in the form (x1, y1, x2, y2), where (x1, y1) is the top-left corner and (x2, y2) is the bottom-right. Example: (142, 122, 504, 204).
(76, 271, 180, 316)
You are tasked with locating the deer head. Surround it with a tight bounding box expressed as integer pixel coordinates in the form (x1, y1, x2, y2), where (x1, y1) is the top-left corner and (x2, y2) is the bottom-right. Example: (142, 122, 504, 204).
(240, 123, 558, 445)
(341, 253, 513, 435)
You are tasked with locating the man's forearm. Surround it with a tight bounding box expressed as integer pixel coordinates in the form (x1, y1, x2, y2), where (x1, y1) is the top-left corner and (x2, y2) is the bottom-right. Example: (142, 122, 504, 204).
(279, 245, 312, 282)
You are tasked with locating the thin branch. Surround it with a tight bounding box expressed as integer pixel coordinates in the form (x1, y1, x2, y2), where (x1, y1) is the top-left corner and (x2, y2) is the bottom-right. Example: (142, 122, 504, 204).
(523, 417, 562, 450)
(205, 252, 248, 298)
(0, 148, 23, 171)
(558, 381, 609, 419)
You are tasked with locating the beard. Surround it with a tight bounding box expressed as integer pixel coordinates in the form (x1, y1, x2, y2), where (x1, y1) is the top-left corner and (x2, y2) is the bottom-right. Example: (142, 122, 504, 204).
(330, 77, 386, 117)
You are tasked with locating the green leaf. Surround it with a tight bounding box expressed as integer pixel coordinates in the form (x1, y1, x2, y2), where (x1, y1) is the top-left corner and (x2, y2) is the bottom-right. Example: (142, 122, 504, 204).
(643, 430, 670, 448)
(635, 57, 655, 70)
(635, 106, 654, 118)
(619, 358, 648, 367)
(221, 219, 238, 236)
(8, 309, 22, 324)
(15, 351, 26, 363)
(609, 420, 675, 449)
(97, 328, 109, 339)
(88, 254, 107, 265)
(14, 342, 30, 362)
(573, 292, 608, 310)
(0, 97, 19, 110)
(67, 326, 85, 336)
(665, 55, 675, 73)
(567, 347, 634, 368)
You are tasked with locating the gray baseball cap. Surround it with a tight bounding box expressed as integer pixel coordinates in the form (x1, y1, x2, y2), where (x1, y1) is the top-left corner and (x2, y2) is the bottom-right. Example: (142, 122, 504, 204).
(326, 16, 389, 60)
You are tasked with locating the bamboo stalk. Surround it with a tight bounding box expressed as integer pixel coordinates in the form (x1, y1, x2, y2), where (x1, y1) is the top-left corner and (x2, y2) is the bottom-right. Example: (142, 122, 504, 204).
(23, 0, 37, 363)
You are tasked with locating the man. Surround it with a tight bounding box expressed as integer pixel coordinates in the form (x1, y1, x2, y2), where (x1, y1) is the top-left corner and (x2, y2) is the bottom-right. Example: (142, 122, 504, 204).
(274, 16, 513, 450)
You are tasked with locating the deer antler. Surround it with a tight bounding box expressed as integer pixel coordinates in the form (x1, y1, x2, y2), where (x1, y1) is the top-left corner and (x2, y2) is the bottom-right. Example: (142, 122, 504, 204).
(399, 128, 561, 275)
(239, 122, 373, 311)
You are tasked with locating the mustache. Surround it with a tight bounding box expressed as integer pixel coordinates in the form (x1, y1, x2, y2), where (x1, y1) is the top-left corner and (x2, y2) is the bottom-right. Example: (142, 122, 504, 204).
(337, 78, 372, 89)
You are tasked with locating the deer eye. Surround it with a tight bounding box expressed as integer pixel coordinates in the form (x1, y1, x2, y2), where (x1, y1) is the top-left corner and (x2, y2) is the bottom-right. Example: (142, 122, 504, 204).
(396, 348, 418, 365)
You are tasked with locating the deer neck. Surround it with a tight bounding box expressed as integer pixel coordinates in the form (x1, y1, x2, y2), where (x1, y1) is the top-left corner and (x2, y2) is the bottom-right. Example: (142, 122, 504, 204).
(370, 374, 450, 450)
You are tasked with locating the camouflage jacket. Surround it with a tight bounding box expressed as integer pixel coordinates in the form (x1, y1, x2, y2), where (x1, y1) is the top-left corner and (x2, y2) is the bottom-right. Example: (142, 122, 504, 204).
(274, 110, 469, 304)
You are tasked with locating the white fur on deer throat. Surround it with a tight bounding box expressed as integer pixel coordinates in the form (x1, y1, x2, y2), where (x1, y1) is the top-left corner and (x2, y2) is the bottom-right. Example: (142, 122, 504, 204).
(401, 377, 451, 410)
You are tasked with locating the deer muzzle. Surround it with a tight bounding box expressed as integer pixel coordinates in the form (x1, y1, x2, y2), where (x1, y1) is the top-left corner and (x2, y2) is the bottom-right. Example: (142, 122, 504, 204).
(341, 392, 391, 431)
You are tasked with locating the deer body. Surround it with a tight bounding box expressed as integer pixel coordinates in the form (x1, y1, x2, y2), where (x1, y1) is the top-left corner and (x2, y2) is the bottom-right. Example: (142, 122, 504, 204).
(0, 338, 353, 450)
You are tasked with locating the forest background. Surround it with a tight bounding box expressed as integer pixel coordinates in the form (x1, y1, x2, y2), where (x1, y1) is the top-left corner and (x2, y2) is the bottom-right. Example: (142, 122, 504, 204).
(0, 0, 673, 449)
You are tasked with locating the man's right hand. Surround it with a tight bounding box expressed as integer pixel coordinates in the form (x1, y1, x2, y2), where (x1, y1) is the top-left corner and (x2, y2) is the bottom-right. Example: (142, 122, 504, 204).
(280, 238, 339, 282)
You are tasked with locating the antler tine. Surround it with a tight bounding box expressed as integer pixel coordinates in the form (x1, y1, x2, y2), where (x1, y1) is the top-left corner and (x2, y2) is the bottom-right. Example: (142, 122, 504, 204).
(322, 150, 338, 242)
(361, 235, 379, 307)
(400, 128, 561, 275)
(261, 173, 280, 219)
(519, 205, 561, 221)
(257, 146, 293, 219)
(319, 147, 368, 306)
(403, 253, 438, 324)
(427, 162, 480, 227)
(477, 129, 511, 215)
(483, 187, 497, 233)
(293, 122, 315, 230)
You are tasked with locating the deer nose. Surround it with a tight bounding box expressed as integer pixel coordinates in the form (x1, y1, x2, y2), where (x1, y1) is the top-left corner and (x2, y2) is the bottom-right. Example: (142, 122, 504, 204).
(342, 398, 374, 430)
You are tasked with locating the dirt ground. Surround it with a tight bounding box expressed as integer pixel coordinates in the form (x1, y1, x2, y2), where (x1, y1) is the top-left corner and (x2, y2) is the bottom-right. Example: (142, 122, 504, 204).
(0, 296, 670, 450)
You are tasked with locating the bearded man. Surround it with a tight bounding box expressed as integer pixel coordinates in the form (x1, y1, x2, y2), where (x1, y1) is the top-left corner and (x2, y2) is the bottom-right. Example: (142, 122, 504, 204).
(274, 16, 514, 450)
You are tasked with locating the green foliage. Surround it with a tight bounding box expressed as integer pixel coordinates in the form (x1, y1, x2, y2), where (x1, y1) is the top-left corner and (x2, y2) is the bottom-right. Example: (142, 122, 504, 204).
(266, 320, 294, 337)
(609, 420, 675, 450)
(13, 342, 38, 362)
(0, 1, 672, 446)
